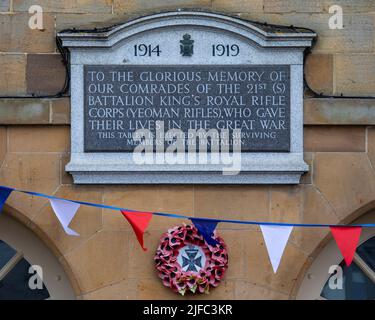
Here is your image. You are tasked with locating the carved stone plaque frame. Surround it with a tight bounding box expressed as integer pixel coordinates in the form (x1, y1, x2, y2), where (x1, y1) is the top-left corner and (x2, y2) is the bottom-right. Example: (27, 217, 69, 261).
(58, 11, 316, 184)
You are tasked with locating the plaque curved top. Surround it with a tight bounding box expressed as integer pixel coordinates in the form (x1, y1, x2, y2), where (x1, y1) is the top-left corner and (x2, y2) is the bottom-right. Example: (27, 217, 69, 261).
(58, 11, 316, 49)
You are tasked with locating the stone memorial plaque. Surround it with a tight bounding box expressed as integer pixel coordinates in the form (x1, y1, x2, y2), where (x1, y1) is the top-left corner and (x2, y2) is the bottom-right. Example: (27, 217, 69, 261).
(58, 11, 315, 184)
(84, 65, 290, 152)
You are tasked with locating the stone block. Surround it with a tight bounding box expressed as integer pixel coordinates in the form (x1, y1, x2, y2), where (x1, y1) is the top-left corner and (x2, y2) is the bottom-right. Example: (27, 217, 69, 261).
(0, 153, 60, 219)
(0, 13, 55, 53)
(335, 54, 375, 96)
(26, 54, 67, 96)
(127, 229, 163, 279)
(194, 186, 269, 229)
(51, 98, 70, 124)
(212, 0, 263, 13)
(8, 126, 70, 152)
(82, 279, 138, 300)
(304, 54, 333, 95)
(314, 153, 375, 219)
(13, 0, 113, 13)
(64, 230, 129, 294)
(240, 13, 373, 53)
(304, 98, 375, 125)
(217, 230, 246, 280)
(56, 13, 134, 31)
(264, 0, 323, 13)
(321, 0, 375, 13)
(0, 99, 50, 124)
(293, 185, 339, 255)
(0, 54, 26, 95)
(269, 185, 302, 244)
(235, 281, 289, 299)
(270, 185, 302, 223)
(304, 126, 366, 152)
(113, 0, 211, 14)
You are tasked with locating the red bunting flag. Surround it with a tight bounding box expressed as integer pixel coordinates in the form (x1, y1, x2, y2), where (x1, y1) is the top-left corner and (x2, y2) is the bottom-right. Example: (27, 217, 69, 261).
(121, 210, 152, 251)
(330, 226, 362, 266)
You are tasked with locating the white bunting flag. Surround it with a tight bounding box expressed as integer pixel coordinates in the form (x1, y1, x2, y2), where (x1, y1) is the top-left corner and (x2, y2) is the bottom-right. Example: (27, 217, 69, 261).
(260, 225, 293, 273)
(49, 198, 80, 236)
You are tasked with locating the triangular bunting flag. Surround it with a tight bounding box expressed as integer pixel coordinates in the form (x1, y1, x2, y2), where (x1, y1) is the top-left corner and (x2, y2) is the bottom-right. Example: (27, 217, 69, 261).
(260, 225, 293, 273)
(191, 218, 220, 246)
(0, 186, 13, 213)
(121, 210, 152, 251)
(330, 226, 362, 266)
(49, 198, 80, 236)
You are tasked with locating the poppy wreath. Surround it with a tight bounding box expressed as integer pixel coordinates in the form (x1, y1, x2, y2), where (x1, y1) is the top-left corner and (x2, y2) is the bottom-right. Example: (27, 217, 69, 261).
(154, 224, 228, 295)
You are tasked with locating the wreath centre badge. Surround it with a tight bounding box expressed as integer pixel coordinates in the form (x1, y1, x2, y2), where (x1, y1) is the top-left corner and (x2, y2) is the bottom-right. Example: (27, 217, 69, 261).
(177, 245, 206, 273)
(154, 224, 228, 295)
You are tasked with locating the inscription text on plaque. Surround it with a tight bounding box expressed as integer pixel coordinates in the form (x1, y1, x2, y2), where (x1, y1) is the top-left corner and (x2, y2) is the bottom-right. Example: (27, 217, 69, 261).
(84, 65, 290, 152)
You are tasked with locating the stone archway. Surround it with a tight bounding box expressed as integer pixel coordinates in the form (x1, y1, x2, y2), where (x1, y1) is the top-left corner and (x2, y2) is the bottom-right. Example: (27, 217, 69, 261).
(294, 205, 375, 300)
(0, 204, 78, 299)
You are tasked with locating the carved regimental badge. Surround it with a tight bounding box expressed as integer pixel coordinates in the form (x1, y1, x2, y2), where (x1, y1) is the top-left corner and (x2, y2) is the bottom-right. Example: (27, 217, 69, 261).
(180, 34, 194, 56)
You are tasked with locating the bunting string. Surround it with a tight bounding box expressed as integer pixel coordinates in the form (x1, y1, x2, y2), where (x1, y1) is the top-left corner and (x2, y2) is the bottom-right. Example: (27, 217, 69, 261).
(1, 185, 375, 228)
(0, 185, 374, 270)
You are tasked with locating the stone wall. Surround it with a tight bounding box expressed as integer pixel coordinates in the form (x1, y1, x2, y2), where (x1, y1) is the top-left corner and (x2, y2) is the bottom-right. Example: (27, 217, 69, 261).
(0, 1, 375, 299)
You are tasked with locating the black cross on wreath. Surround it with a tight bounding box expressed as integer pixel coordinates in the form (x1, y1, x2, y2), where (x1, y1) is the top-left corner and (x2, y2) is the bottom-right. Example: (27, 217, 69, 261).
(181, 247, 202, 272)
